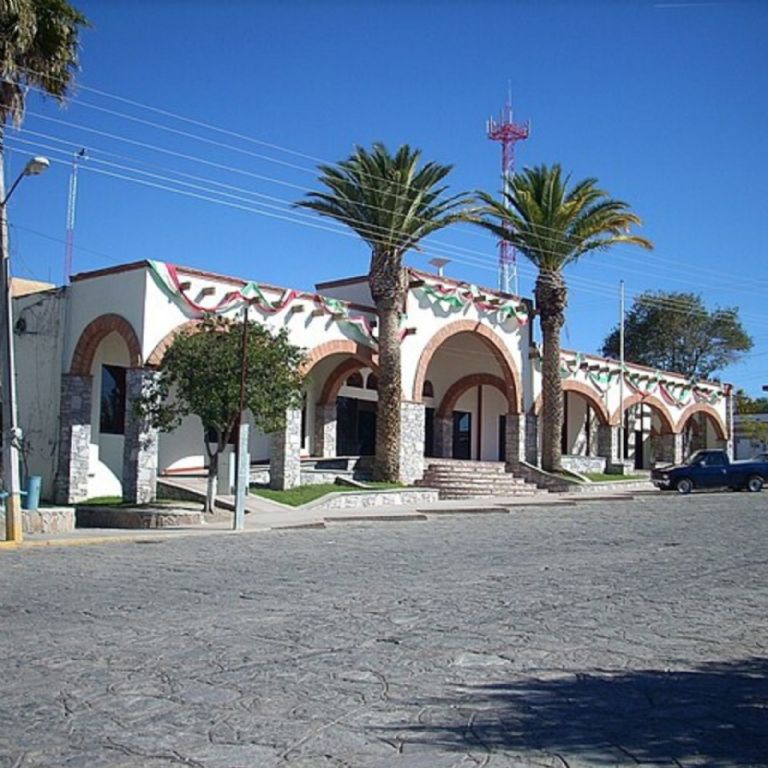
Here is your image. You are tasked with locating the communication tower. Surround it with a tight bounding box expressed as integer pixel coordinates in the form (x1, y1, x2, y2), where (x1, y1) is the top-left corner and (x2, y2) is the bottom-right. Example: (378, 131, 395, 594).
(487, 98, 529, 295)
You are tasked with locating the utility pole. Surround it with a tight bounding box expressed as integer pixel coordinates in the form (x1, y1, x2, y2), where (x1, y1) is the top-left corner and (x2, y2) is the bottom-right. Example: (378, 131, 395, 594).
(618, 280, 625, 465)
(233, 304, 250, 531)
(1, 156, 49, 543)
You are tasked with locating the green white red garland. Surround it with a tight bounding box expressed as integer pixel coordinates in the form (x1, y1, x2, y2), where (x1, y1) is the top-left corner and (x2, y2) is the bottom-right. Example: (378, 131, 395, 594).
(415, 277, 529, 325)
(559, 353, 724, 405)
(148, 260, 378, 348)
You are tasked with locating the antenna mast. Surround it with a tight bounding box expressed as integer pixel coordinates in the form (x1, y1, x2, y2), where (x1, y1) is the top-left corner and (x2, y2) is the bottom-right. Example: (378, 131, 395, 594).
(64, 148, 86, 284)
(487, 95, 529, 295)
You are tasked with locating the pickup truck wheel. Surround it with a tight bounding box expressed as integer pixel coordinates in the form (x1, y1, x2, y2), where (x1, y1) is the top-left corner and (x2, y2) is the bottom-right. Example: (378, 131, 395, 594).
(746, 475, 764, 493)
(675, 478, 693, 495)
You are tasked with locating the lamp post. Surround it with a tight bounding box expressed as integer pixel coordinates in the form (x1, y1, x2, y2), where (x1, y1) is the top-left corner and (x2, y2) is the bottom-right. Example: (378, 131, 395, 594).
(1, 156, 50, 542)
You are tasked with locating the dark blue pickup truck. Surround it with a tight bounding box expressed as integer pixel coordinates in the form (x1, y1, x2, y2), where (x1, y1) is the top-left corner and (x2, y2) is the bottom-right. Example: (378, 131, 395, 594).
(651, 449, 768, 494)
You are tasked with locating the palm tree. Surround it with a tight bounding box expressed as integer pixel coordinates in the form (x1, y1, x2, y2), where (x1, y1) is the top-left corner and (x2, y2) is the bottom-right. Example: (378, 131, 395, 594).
(475, 164, 652, 473)
(297, 143, 470, 481)
(1, 0, 88, 180)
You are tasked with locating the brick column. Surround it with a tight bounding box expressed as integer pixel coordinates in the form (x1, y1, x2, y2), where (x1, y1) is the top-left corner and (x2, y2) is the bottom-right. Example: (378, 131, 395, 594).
(122, 368, 159, 504)
(504, 413, 526, 468)
(434, 416, 453, 458)
(658, 432, 683, 465)
(399, 402, 425, 484)
(597, 424, 620, 467)
(270, 408, 302, 490)
(313, 403, 337, 457)
(54, 374, 92, 504)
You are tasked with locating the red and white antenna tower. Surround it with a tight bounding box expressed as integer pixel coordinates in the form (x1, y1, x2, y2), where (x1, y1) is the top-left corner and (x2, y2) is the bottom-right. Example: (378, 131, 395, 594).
(64, 148, 86, 284)
(487, 95, 529, 295)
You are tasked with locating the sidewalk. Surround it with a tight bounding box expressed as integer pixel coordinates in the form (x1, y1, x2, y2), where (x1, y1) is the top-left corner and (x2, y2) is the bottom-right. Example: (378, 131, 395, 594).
(1, 477, 648, 550)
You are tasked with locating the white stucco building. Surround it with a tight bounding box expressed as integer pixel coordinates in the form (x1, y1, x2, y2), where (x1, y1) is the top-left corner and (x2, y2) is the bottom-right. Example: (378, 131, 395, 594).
(8, 259, 731, 503)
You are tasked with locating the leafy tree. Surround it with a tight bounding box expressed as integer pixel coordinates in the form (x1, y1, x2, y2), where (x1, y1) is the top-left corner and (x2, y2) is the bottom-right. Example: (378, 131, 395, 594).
(475, 164, 652, 472)
(740, 417, 768, 453)
(297, 143, 471, 482)
(136, 315, 304, 512)
(601, 292, 752, 380)
(735, 389, 768, 414)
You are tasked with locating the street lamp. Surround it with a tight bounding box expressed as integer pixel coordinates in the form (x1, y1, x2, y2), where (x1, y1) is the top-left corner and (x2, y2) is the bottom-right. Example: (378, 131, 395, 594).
(1, 155, 50, 543)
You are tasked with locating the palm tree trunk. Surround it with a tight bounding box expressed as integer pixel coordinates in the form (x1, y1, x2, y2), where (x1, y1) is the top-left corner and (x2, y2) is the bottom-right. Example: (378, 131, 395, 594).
(536, 269, 568, 473)
(369, 251, 405, 482)
(373, 298, 401, 482)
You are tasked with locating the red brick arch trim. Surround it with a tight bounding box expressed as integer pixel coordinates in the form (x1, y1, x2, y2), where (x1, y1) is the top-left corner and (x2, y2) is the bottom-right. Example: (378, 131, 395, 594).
(437, 373, 510, 419)
(412, 321, 522, 413)
(562, 381, 610, 425)
(302, 340, 378, 376)
(70, 313, 142, 375)
(145, 320, 202, 367)
(675, 402, 728, 440)
(318, 357, 381, 405)
(610, 393, 676, 433)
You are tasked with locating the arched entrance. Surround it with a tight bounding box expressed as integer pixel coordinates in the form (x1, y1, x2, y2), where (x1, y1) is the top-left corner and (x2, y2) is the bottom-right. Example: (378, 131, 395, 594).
(413, 322, 521, 461)
(303, 340, 379, 458)
(676, 403, 728, 458)
(58, 314, 144, 503)
(612, 394, 676, 469)
(560, 381, 610, 471)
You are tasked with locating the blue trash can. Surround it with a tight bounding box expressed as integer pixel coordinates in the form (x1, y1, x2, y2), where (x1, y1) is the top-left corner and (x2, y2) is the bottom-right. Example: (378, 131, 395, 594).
(22, 475, 42, 511)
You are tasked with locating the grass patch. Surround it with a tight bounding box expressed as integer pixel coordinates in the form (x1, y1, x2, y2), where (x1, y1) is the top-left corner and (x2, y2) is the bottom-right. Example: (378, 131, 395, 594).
(583, 473, 645, 483)
(78, 496, 191, 508)
(251, 482, 403, 507)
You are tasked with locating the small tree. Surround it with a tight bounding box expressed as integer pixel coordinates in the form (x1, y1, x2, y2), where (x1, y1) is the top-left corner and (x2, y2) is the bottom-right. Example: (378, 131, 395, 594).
(602, 291, 752, 380)
(136, 315, 304, 512)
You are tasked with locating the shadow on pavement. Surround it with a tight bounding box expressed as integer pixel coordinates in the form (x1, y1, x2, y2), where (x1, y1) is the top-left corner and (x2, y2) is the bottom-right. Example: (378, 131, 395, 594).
(380, 657, 768, 763)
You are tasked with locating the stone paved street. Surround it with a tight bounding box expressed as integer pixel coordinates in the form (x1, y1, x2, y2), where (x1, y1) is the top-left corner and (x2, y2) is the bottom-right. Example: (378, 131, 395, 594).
(1, 493, 767, 767)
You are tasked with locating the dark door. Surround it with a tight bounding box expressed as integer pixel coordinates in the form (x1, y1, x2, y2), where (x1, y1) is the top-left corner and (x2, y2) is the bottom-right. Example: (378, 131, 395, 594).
(424, 407, 435, 457)
(634, 431, 644, 470)
(336, 397, 376, 456)
(453, 411, 471, 460)
(498, 415, 506, 462)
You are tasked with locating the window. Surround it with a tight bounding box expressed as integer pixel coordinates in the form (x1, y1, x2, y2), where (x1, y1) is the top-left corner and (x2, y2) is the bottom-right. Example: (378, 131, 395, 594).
(422, 380, 434, 399)
(366, 373, 378, 391)
(100, 365, 126, 435)
(346, 371, 364, 388)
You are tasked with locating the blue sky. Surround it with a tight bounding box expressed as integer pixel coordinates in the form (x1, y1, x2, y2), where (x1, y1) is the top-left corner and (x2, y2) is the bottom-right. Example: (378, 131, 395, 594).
(5, 0, 767, 393)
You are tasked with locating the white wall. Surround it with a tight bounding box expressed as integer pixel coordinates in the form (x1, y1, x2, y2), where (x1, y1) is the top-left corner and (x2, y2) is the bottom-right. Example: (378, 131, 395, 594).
(12, 289, 66, 499)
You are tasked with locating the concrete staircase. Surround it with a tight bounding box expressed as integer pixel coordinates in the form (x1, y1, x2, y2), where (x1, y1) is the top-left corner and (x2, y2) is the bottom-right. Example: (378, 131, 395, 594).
(417, 459, 543, 499)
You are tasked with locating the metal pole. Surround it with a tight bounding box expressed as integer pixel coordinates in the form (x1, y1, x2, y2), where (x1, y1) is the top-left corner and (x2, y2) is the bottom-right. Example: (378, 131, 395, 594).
(0, 193, 23, 542)
(618, 280, 625, 464)
(233, 305, 249, 530)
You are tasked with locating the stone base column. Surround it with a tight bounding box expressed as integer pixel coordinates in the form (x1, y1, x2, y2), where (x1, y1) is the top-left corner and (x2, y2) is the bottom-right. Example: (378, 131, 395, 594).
(313, 403, 337, 457)
(270, 408, 302, 490)
(216, 446, 235, 495)
(525, 413, 539, 465)
(597, 424, 620, 467)
(399, 402, 425, 484)
(122, 368, 159, 504)
(504, 413, 526, 468)
(658, 432, 683, 465)
(54, 374, 92, 505)
(434, 416, 453, 458)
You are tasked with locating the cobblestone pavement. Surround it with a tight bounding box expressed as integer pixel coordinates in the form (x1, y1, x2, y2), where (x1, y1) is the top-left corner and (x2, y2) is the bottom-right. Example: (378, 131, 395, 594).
(2, 493, 767, 767)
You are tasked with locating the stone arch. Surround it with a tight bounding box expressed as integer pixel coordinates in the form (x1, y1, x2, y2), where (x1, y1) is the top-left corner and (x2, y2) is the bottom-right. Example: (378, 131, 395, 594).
(70, 313, 142, 375)
(562, 380, 610, 425)
(437, 373, 510, 419)
(412, 320, 522, 412)
(675, 402, 728, 440)
(318, 356, 381, 406)
(145, 320, 201, 367)
(610, 393, 675, 433)
(302, 340, 378, 376)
